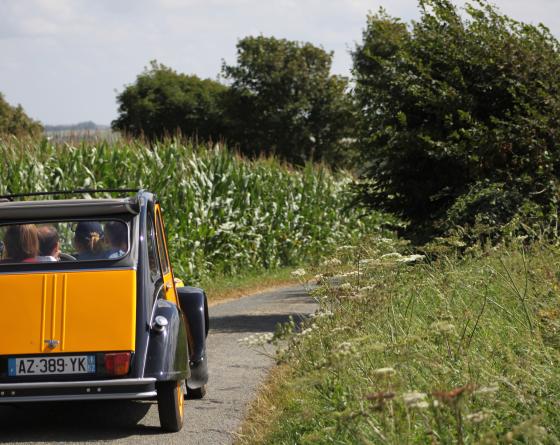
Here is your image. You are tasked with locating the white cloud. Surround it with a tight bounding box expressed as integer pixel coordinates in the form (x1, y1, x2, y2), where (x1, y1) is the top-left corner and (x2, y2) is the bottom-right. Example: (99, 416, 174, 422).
(0, 0, 558, 124)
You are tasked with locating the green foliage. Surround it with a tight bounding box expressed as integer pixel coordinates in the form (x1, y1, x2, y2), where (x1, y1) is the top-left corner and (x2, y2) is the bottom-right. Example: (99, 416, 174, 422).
(0, 137, 386, 283)
(112, 61, 228, 141)
(353, 1, 560, 241)
(243, 239, 560, 444)
(223, 36, 354, 165)
(0, 93, 42, 137)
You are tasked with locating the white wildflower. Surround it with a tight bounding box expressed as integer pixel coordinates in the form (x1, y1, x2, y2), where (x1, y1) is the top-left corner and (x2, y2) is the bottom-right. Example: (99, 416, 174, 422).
(291, 268, 306, 278)
(311, 310, 333, 319)
(332, 327, 351, 333)
(380, 252, 403, 261)
(336, 245, 355, 252)
(474, 384, 499, 395)
(396, 254, 425, 264)
(238, 332, 274, 346)
(358, 285, 375, 296)
(323, 258, 342, 267)
(299, 324, 318, 337)
(373, 367, 396, 377)
(402, 392, 427, 406)
(466, 411, 491, 423)
(334, 341, 355, 356)
(260, 332, 274, 342)
(313, 274, 325, 283)
(339, 282, 353, 292)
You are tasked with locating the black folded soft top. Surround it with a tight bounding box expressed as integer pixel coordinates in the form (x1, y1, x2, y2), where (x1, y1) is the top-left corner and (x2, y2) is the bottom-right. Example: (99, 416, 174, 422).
(0, 198, 140, 221)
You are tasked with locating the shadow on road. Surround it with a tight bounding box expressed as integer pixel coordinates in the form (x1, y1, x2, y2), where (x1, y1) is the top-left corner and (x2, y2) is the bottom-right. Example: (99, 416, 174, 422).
(0, 400, 159, 442)
(210, 312, 308, 334)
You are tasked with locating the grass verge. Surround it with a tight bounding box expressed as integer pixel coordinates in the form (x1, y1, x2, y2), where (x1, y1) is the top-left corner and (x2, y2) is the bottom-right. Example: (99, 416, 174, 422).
(236, 238, 560, 444)
(197, 267, 299, 306)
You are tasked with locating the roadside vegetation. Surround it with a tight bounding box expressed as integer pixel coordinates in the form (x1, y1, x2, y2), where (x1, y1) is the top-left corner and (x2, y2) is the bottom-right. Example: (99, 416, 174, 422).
(0, 136, 387, 286)
(234, 1, 560, 442)
(237, 237, 560, 444)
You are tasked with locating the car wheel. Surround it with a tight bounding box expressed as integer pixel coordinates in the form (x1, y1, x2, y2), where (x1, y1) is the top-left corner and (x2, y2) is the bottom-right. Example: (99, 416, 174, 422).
(157, 380, 185, 432)
(186, 383, 207, 399)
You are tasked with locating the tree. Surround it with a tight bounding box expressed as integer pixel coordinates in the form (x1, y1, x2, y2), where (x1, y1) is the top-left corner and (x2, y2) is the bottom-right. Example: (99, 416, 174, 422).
(353, 1, 560, 240)
(223, 36, 353, 165)
(0, 93, 43, 137)
(112, 61, 228, 141)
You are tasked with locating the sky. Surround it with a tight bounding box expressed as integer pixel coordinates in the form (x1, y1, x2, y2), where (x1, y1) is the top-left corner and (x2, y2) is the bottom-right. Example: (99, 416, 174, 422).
(1, 0, 559, 126)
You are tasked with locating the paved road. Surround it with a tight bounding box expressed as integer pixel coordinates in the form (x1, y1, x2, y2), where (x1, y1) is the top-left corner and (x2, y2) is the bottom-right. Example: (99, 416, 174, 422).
(0, 285, 316, 444)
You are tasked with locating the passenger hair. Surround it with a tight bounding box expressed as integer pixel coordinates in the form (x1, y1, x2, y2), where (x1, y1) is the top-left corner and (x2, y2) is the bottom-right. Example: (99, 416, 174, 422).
(88, 232, 102, 253)
(4, 224, 39, 261)
(74, 221, 104, 254)
(105, 221, 128, 249)
(37, 226, 59, 256)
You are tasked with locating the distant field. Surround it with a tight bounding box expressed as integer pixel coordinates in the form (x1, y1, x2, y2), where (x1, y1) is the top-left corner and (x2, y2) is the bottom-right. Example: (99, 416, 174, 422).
(44, 128, 120, 143)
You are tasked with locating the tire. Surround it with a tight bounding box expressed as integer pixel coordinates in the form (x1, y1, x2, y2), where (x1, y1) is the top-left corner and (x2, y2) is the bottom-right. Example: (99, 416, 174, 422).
(157, 380, 185, 432)
(186, 383, 207, 400)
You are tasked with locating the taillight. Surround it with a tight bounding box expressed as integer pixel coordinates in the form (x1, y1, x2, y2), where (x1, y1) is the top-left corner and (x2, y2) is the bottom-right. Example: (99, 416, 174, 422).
(104, 352, 131, 376)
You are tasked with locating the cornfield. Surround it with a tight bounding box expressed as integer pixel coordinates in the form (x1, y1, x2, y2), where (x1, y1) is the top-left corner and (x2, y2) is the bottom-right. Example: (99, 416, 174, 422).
(0, 136, 385, 282)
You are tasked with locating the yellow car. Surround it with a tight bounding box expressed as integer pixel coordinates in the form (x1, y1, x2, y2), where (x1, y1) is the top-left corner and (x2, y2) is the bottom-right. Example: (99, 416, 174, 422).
(0, 189, 209, 432)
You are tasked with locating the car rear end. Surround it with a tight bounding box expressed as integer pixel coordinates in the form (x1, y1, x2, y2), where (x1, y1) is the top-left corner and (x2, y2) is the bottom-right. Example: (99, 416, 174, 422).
(0, 198, 154, 403)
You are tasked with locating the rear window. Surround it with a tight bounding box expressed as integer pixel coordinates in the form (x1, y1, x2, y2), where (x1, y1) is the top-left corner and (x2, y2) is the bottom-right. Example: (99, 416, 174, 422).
(0, 220, 129, 265)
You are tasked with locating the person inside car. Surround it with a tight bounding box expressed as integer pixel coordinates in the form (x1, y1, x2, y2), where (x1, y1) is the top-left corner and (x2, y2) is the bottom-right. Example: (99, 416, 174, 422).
(2, 224, 39, 263)
(37, 225, 60, 262)
(73, 221, 105, 260)
(104, 221, 128, 259)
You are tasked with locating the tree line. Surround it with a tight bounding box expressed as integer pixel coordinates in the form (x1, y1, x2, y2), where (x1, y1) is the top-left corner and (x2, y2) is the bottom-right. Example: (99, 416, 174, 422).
(3, 0, 560, 243)
(112, 36, 353, 166)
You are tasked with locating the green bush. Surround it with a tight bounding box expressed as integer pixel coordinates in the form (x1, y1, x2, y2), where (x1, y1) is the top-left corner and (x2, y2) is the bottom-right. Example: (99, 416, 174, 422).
(112, 61, 228, 141)
(223, 36, 354, 165)
(0, 93, 42, 137)
(353, 0, 560, 242)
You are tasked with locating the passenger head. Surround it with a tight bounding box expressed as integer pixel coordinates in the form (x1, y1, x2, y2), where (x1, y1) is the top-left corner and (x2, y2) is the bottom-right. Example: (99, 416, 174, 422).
(105, 221, 128, 251)
(4, 224, 39, 261)
(37, 226, 60, 258)
(74, 221, 104, 254)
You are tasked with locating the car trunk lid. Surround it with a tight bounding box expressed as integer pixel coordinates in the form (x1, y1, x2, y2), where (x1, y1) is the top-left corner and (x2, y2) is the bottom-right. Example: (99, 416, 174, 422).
(0, 269, 136, 355)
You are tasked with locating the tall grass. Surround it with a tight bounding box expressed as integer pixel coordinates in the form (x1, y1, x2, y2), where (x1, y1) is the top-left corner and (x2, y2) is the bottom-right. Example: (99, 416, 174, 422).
(0, 136, 386, 282)
(237, 239, 560, 444)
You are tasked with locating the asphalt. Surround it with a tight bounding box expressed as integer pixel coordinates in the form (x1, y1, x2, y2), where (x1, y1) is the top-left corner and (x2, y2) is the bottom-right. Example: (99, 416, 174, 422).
(0, 285, 316, 444)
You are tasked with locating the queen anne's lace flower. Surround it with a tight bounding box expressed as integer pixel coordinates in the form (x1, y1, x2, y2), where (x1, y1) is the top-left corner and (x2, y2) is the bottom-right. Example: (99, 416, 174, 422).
(373, 367, 396, 377)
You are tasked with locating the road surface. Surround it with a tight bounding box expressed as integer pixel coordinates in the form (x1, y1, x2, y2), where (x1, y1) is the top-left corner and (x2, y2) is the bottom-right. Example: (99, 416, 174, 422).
(0, 285, 316, 444)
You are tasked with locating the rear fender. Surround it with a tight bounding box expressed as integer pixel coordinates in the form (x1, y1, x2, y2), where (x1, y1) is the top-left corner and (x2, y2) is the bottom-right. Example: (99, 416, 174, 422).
(144, 299, 189, 381)
(177, 286, 209, 361)
(177, 286, 209, 389)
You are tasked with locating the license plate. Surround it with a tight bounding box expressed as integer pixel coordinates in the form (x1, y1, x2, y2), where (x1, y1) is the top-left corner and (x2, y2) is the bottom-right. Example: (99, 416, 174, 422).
(8, 355, 96, 376)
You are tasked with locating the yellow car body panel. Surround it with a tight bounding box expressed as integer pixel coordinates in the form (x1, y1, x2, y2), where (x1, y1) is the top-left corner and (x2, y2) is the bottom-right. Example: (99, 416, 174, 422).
(0, 269, 136, 355)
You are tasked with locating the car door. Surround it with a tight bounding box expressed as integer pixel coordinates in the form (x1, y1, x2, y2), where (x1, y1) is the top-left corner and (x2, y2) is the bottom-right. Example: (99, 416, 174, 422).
(154, 205, 177, 305)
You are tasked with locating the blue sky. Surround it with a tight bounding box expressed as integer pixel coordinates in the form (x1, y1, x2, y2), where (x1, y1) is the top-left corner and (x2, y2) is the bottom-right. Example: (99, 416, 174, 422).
(0, 0, 558, 125)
